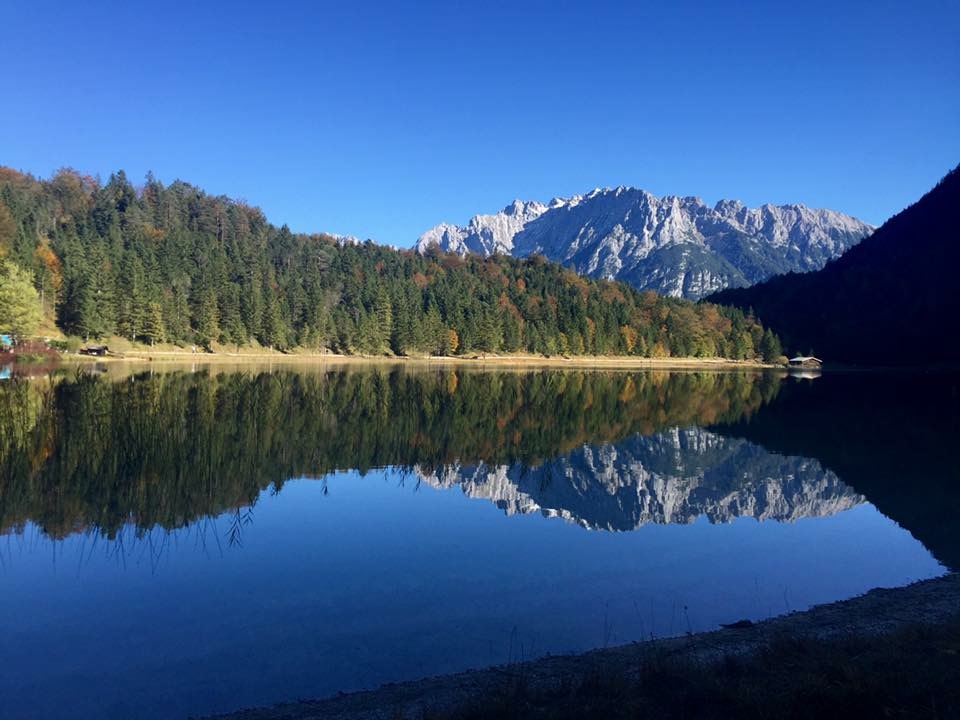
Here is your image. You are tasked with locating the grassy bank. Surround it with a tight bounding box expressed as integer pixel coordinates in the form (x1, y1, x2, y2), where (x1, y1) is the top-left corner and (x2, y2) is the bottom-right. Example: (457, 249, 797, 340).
(208, 574, 959, 720)
(432, 618, 960, 719)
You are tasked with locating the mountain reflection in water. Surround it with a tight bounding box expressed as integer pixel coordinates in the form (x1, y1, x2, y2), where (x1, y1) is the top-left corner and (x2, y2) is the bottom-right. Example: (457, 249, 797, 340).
(420, 428, 861, 530)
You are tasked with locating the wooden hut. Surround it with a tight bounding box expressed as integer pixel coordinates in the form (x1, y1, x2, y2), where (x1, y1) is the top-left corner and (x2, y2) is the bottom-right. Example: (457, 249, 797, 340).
(79, 345, 109, 357)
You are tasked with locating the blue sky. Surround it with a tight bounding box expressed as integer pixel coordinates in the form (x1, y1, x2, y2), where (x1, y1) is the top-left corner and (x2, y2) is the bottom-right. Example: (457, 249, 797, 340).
(2, 1, 958, 246)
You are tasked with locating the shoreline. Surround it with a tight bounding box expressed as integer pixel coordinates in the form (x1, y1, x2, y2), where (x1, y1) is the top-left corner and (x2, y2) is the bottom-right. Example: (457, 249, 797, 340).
(58, 350, 778, 370)
(203, 572, 959, 720)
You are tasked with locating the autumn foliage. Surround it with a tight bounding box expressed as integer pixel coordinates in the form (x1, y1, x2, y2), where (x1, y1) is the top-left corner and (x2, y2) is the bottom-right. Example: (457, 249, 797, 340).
(0, 166, 776, 358)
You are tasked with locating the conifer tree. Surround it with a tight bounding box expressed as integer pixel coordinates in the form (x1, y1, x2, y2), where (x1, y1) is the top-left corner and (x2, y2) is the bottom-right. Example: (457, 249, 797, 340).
(374, 287, 392, 352)
(194, 290, 220, 349)
(759, 328, 783, 363)
(143, 302, 166, 346)
(261, 293, 286, 350)
(117, 253, 148, 340)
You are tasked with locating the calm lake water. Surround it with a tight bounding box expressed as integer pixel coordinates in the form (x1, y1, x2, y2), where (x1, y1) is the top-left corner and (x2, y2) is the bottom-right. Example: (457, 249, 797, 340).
(0, 365, 956, 719)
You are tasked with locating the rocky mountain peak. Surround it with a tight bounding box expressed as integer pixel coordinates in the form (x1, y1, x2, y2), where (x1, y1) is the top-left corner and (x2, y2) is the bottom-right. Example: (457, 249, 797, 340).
(416, 187, 873, 299)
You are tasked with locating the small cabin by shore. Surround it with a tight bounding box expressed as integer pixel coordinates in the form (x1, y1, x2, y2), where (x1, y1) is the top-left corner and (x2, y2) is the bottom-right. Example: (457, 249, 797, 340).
(79, 345, 109, 357)
(788, 356, 823, 369)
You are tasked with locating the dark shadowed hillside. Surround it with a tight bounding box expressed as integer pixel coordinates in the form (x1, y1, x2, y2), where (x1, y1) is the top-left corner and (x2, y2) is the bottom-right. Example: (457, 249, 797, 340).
(709, 165, 960, 365)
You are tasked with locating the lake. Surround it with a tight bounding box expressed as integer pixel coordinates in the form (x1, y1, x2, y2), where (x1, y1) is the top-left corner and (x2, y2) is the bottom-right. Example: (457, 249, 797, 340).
(0, 364, 956, 719)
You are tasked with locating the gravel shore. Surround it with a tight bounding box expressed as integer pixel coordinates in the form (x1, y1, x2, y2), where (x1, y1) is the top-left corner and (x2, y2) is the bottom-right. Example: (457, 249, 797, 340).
(202, 572, 958, 720)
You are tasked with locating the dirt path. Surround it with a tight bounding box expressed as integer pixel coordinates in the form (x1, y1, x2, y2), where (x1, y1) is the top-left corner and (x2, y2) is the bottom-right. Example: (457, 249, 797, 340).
(202, 573, 959, 720)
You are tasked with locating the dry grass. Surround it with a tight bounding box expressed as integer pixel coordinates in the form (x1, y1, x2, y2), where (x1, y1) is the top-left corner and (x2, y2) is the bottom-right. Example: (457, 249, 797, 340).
(59, 343, 775, 370)
(428, 617, 960, 720)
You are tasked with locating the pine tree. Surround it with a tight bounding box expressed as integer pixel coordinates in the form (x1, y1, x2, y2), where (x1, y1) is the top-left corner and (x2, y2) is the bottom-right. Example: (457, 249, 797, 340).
(733, 331, 755, 360)
(74, 280, 98, 341)
(242, 269, 264, 340)
(74, 252, 116, 340)
(502, 311, 522, 352)
(759, 329, 783, 363)
(476, 310, 501, 353)
(357, 310, 381, 354)
(117, 253, 148, 340)
(311, 302, 333, 351)
(164, 284, 191, 345)
(143, 302, 166, 346)
(194, 290, 220, 349)
(0, 202, 16, 259)
(390, 296, 416, 355)
(90, 246, 117, 338)
(374, 287, 392, 352)
(261, 293, 286, 350)
(332, 307, 356, 352)
(423, 305, 444, 355)
(219, 284, 246, 346)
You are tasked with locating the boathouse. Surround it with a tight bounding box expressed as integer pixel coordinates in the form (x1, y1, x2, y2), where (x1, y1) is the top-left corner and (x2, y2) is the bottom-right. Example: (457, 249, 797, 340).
(788, 356, 823, 369)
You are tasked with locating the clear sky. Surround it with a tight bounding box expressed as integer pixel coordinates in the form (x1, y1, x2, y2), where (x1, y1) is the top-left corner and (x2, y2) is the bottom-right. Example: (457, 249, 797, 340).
(3, 1, 958, 246)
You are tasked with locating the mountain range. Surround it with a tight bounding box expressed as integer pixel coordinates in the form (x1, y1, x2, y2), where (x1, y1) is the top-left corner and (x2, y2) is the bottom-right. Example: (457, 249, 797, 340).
(416, 187, 873, 299)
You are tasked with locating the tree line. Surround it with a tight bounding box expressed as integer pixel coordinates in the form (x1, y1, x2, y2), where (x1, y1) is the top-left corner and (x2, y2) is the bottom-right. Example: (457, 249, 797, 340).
(0, 167, 781, 360)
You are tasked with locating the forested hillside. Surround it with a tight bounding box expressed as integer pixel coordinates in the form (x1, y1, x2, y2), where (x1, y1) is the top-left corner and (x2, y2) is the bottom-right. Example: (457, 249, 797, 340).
(0, 167, 778, 359)
(710, 164, 959, 365)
